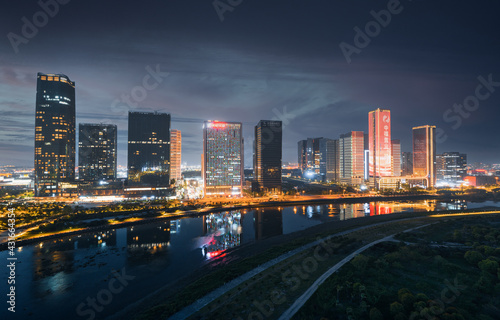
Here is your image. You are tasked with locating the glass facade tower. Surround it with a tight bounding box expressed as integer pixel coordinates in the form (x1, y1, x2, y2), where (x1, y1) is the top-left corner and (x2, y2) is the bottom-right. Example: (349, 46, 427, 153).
(34, 72, 76, 197)
(127, 111, 170, 187)
(254, 120, 282, 192)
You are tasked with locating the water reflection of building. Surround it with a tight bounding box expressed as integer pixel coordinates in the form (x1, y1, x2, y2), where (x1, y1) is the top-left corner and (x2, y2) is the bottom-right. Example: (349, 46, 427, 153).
(74, 230, 117, 249)
(127, 223, 171, 264)
(369, 203, 393, 216)
(32, 230, 118, 284)
(170, 220, 181, 233)
(368, 201, 439, 216)
(436, 200, 467, 211)
(254, 209, 283, 240)
(340, 203, 368, 220)
(33, 245, 74, 281)
(202, 211, 242, 258)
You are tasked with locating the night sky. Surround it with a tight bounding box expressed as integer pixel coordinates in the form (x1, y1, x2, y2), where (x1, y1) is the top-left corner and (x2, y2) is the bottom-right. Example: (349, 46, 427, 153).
(1, 0, 499, 167)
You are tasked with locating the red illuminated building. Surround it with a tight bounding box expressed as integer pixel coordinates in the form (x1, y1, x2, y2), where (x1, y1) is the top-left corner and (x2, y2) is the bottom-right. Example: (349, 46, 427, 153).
(368, 108, 392, 180)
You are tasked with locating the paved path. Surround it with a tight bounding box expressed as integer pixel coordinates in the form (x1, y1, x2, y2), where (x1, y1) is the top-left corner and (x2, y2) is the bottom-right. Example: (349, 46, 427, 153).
(168, 217, 424, 320)
(277, 223, 434, 320)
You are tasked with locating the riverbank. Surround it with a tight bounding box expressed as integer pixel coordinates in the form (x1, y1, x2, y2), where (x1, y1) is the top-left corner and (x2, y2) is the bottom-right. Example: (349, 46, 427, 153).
(110, 208, 500, 320)
(0, 193, 495, 250)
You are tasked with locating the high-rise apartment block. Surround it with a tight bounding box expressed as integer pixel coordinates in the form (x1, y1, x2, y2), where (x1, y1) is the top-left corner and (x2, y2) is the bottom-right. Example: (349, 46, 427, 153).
(78, 123, 117, 181)
(436, 152, 467, 182)
(339, 131, 365, 185)
(170, 129, 182, 182)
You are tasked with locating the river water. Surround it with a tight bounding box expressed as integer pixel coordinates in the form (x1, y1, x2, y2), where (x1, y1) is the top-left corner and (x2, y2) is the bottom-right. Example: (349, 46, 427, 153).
(1, 199, 498, 319)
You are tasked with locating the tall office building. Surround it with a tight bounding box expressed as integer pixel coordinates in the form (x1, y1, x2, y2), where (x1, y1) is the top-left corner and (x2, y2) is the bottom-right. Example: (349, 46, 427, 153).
(254, 120, 282, 192)
(78, 124, 117, 181)
(412, 125, 436, 188)
(339, 131, 365, 185)
(319, 138, 339, 182)
(297, 138, 322, 176)
(437, 152, 467, 182)
(170, 129, 182, 182)
(34, 73, 76, 197)
(368, 108, 392, 179)
(203, 121, 244, 196)
(402, 152, 413, 176)
(127, 111, 170, 186)
(391, 139, 401, 177)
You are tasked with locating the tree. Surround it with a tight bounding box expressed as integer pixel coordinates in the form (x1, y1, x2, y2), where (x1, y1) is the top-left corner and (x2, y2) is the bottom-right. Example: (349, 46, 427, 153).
(400, 292, 416, 311)
(478, 259, 499, 274)
(369, 307, 383, 320)
(351, 254, 370, 272)
(464, 251, 483, 265)
(390, 302, 405, 316)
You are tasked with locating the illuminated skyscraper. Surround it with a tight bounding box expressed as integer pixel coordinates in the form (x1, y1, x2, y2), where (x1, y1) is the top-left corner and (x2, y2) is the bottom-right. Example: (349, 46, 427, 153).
(391, 139, 401, 177)
(254, 120, 282, 192)
(34, 73, 76, 197)
(203, 121, 244, 196)
(339, 131, 365, 185)
(78, 123, 117, 181)
(170, 129, 182, 182)
(412, 125, 436, 188)
(368, 108, 392, 179)
(127, 111, 170, 186)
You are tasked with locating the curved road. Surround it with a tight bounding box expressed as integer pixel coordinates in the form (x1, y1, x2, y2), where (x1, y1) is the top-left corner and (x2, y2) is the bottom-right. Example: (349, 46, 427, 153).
(168, 217, 429, 320)
(277, 223, 434, 320)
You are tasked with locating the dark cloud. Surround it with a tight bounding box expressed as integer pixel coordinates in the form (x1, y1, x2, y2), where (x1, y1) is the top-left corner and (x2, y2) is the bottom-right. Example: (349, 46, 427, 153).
(0, 0, 499, 167)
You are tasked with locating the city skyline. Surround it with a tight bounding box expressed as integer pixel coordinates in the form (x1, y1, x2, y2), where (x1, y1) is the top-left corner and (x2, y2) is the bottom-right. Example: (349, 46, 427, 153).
(1, 1, 500, 167)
